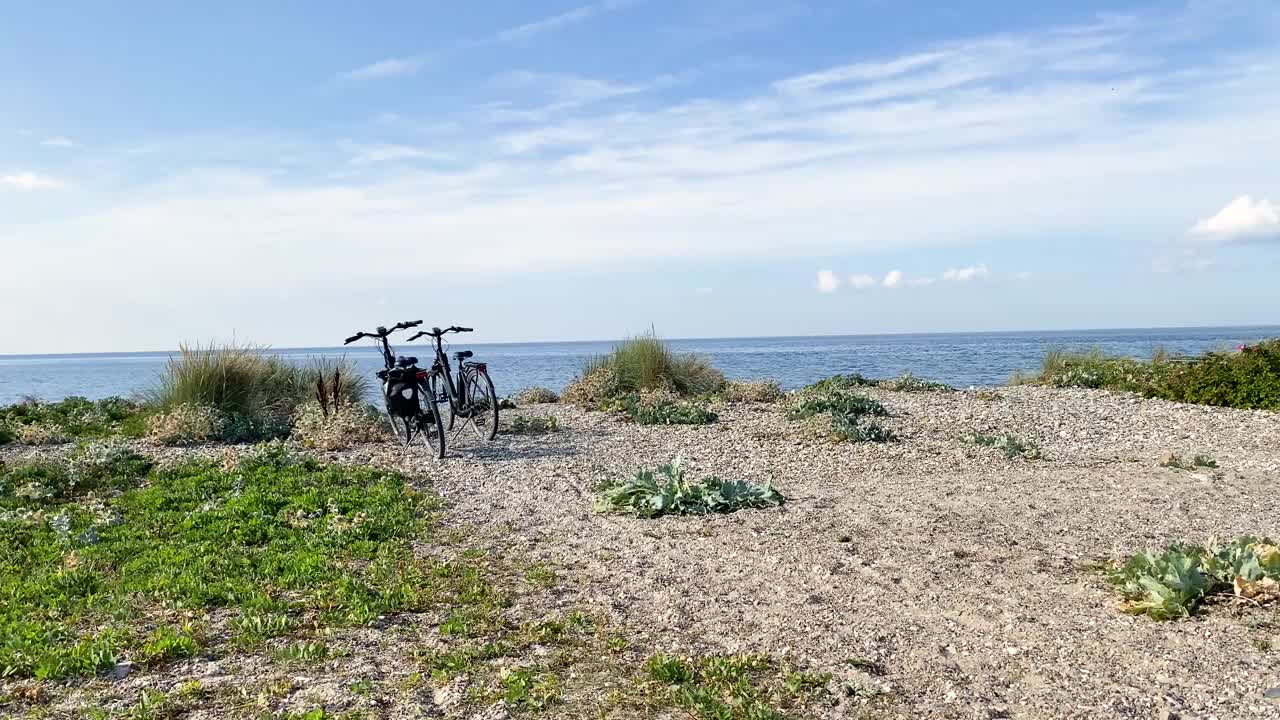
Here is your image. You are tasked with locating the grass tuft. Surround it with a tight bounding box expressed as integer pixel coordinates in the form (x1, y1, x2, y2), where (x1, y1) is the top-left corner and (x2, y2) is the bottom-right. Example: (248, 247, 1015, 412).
(563, 329, 725, 407)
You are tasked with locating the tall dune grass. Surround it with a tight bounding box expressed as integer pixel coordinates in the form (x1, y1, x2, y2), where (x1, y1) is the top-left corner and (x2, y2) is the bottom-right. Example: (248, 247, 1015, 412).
(565, 329, 725, 406)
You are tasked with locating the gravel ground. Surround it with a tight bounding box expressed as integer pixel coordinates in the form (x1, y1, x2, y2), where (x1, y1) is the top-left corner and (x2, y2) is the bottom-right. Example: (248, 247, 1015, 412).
(4, 386, 1278, 719)
(330, 386, 1280, 720)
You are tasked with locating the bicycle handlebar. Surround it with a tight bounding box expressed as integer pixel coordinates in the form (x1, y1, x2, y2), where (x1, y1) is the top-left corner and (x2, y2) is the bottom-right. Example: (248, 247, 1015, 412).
(407, 325, 474, 342)
(342, 320, 422, 345)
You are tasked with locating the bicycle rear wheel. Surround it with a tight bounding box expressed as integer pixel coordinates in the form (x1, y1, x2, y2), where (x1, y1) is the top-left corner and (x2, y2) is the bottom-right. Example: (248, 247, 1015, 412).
(384, 400, 412, 445)
(417, 378, 446, 460)
(464, 368, 499, 441)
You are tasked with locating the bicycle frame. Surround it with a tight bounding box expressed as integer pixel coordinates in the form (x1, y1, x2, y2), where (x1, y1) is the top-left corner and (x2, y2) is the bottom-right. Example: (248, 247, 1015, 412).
(426, 336, 473, 414)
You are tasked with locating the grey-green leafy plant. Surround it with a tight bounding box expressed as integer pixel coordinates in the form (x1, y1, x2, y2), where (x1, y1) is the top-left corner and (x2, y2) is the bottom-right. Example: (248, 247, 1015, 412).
(877, 372, 953, 392)
(1160, 453, 1218, 470)
(1108, 536, 1280, 620)
(963, 432, 1041, 459)
(788, 379, 894, 443)
(621, 394, 718, 425)
(596, 458, 783, 518)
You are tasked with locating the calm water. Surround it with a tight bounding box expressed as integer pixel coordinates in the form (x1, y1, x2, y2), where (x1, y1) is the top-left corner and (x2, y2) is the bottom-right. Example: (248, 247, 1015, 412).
(1, 326, 1276, 405)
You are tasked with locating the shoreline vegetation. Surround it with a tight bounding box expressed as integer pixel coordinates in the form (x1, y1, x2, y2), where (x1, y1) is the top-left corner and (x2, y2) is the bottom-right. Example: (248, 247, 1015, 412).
(2, 330, 1279, 718)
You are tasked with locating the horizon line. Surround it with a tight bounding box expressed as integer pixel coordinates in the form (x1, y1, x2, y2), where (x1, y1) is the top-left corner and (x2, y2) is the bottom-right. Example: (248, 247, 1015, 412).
(2, 322, 1278, 360)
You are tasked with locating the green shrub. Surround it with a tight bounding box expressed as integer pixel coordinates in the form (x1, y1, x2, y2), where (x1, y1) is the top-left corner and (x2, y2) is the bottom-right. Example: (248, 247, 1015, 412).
(722, 379, 785, 403)
(564, 329, 725, 407)
(621, 391, 718, 425)
(1014, 340, 1280, 410)
(0, 396, 145, 441)
(146, 404, 226, 446)
(0, 425, 13, 445)
(643, 652, 830, 718)
(831, 415, 896, 443)
(513, 387, 559, 405)
(787, 378, 892, 443)
(963, 432, 1041, 459)
(1159, 453, 1218, 470)
(787, 389, 887, 421)
(1108, 536, 1280, 619)
(596, 458, 782, 518)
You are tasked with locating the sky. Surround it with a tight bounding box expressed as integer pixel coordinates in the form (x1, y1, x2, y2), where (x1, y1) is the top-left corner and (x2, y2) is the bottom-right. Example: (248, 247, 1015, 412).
(2, 0, 1279, 354)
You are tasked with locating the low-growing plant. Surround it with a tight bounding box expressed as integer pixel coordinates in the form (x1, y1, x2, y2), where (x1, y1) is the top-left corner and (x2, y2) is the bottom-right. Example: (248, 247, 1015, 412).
(146, 403, 226, 445)
(1160, 453, 1218, 470)
(642, 652, 830, 719)
(293, 401, 387, 450)
(1107, 536, 1280, 619)
(0, 396, 147, 441)
(878, 372, 953, 392)
(501, 668, 562, 710)
(513, 387, 560, 405)
(722, 379, 785, 403)
(621, 391, 718, 426)
(831, 415, 896, 443)
(507, 414, 560, 434)
(788, 378, 892, 443)
(596, 458, 783, 518)
(963, 432, 1042, 459)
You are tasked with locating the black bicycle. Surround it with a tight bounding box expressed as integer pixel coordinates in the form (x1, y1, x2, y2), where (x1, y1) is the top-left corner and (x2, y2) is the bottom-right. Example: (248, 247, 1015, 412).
(344, 320, 446, 459)
(407, 325, 499, 441)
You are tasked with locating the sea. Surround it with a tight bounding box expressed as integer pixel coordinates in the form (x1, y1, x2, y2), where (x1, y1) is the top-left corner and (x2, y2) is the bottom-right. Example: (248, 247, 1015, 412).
(1, 326, 1276, 405)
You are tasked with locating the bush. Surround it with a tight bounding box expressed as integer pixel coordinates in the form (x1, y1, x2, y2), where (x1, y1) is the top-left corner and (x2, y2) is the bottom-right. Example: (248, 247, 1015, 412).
(621, 390, 718, 426)
(0, 396, 145, 441)
(292, 401, 387, 450)
(15, 423, 69, 446)
(1, 443, 152, 508)
(831, 415, 895, 443)
(564, 329, 725, 407)
(596, 458, 783, 518)
(722, 379, 785, 403)
(146, 404, 225, 446)
(1013, 340, 1280, 410)
(513, 387, 559, 405)
(1108, 536, 1280, 619)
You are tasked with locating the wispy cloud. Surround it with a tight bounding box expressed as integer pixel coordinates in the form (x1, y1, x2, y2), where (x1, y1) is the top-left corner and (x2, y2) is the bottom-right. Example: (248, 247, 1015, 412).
(338, 56, 425, 82)
(340, 141, 449, 166)
(848, 273, 876, 289)
(1, 172, 65, 191)
(882, 270, 904, 288)
(942, 263, 990, 282)
(1189, 195, 1280, 244)
(40, 136, 76, 148)
(492, 0, 639, 44)
(816, 270, 841, 293)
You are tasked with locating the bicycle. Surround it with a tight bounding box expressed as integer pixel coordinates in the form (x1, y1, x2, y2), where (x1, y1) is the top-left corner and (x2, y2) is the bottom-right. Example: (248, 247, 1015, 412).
(406, 325, 499, 441)
(344, 320, 446, 459)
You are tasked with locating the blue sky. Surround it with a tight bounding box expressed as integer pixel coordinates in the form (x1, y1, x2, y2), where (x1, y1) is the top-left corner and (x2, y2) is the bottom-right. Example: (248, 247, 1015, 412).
(2, 0, 1279, 353)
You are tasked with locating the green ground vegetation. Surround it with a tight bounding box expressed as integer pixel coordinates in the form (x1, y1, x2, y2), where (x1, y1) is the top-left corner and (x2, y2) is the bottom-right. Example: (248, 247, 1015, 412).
(1012, 340, 1280, 410)
(787, 376, 896, 443)
(596, 457, 783, 518)
(1107, 536, 1280, 620)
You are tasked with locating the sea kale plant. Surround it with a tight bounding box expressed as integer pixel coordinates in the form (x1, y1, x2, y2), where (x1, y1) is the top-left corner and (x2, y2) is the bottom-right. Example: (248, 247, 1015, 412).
(963, 432, 1042, 460)
(1108, 536, 1280, 620)
(787, 377, 894, 443)
(596, 457, 783, 518)
(620, 390, 718, 426)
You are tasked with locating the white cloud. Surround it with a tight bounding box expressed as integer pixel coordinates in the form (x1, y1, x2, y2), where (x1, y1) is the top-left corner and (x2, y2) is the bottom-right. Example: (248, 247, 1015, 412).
(816, 270, 841, 293)
(340, 142, 448, 165)
(40, 136, 75, 148)
(1189, 195, 1280, 244)
(882, 270, 904, 288)
(492, 0, 637, 43)
(942, 263, 990, 282)
(339, 56, 424, 81)
(1, 172, 65, 191)
(848, 273, 876, 289)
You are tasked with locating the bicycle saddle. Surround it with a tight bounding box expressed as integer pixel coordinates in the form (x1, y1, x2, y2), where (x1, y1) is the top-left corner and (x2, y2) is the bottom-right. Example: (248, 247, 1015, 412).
(396, 356, 418, 367)
(453, 350, 473, 360)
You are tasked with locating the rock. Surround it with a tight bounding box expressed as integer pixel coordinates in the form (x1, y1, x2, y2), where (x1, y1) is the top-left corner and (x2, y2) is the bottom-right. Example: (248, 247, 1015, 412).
(113, 661, 135, 680)
(1158, 710, 1180, 720)
(1265, 687, 1280, 700)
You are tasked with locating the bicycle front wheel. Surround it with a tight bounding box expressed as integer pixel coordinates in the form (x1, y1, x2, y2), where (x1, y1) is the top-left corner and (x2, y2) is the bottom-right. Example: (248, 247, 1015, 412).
(464, 368, 499, 441)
